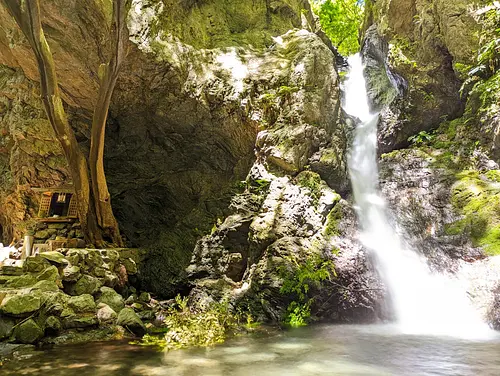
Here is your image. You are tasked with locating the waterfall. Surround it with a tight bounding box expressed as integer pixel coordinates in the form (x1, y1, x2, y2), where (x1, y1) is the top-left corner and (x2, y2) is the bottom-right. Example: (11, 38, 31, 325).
(343, 54, 492, 338)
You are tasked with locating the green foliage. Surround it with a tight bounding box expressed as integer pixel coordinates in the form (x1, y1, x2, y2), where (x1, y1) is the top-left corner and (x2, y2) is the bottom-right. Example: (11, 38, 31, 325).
(408, 130, 434, 146)
(135, 295, 239, 350)
(312, 0, 364, 56)
(280, 256, 335, 327)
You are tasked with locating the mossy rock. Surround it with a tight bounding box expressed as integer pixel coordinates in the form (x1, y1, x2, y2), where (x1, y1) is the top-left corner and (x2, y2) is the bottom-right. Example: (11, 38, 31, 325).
(36, 265, 61, 283)
(44, 315, 62, 335)
(44, 292, 69, 316)
(66, 275, 102, 296)
(23, 256, 50, 273)
(96, 287, 124, 313)
(117, 308, 146, 336)
(5, 274, 37, 288)
(32, 280, 60, 292)
(62, 265, 81, 282)
(121, 258, 138, 275)
(68, 294, 96, 313)
(63, 314, 99, 329)
(14, 319, 43, 344)
(39, 252, 67, 265)
(0, 294, 41, 316)
(0, 317, 16, 340)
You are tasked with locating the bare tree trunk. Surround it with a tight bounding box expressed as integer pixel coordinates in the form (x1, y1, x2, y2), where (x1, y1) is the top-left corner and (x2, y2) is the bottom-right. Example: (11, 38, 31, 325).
(2, 0, 128, 247)
(89, 0, 130, 247)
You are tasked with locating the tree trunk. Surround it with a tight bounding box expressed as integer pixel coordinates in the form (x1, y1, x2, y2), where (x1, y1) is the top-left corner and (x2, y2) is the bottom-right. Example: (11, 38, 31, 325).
(89, 0, 130, 247)
(2, 0, 128, 247)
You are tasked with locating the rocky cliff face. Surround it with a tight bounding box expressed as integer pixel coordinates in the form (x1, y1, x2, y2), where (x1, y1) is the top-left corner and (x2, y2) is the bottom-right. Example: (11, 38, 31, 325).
(362, 0, 481, 153)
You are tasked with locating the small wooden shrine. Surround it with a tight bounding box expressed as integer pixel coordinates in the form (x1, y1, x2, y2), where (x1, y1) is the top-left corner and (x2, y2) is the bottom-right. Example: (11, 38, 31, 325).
(33, 186, 78, 221)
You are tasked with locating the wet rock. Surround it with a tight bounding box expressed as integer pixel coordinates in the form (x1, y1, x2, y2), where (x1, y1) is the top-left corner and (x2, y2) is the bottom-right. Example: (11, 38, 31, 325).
(14, 319, 43, 344)
(96, 287, 124, 313)
(0, 294, 41, 316)
(68, 294, 96, 313)
(117, 308, 146, 336)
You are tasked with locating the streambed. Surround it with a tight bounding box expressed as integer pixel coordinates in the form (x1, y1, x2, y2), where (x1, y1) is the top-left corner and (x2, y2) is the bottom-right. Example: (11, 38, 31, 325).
(2, 324, 500, 375)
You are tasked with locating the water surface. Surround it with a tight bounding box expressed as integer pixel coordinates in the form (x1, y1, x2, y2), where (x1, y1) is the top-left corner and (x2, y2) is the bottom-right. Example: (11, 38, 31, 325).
(3, 324, 500, 375)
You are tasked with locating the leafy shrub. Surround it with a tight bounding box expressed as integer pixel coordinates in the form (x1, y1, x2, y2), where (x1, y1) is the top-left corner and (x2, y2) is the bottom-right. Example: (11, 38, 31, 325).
(135, 295, 239, 350)
(280, 256, 335, 327)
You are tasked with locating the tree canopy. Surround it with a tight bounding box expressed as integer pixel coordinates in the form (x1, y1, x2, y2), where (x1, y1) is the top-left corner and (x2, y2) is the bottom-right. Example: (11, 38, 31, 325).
(312, 0, 364, 56)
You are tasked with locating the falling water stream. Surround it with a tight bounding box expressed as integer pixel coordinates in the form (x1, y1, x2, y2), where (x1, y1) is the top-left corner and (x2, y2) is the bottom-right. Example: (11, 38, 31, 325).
(344, 54, 491, 338)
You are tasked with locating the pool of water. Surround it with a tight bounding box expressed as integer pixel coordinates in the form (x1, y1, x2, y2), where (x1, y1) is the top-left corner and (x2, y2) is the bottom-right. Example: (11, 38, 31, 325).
(3, 324, 500, 375)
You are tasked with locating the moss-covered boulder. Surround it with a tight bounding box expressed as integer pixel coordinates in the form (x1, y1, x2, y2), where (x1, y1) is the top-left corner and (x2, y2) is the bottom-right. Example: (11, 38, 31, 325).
(39, 251, 67, 265)
(0, 317, 15, 340)
(14, 319, 43, 344)
(96, 287, 124, 313)
(23, 256, 51, 273)
(62, 265, 81, 282)
(116, 308, 146, 336)
(62, 314, 98, 329)
(36, 265, 60, 283)
(31, 280, 60, 292)
(44, 315, 62, 335)
(68, 294, 96, 313)
(0, 294, 41, 316)
(66, 275, 102, 296)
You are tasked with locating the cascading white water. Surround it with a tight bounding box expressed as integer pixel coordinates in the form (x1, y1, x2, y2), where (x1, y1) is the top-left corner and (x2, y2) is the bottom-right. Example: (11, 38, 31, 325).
(344, 54, 492, 338)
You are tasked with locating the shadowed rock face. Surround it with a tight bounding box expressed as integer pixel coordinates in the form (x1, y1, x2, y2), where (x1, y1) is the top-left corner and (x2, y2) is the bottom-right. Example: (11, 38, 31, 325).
(0, 0, 313, 246)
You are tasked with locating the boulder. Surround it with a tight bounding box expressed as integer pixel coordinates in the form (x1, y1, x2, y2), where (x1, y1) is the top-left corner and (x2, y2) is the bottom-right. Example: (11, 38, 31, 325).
(0, 294, 41, 316)
(63, 314, 98, 329)
(44, 315, 62, 335)
(14, 319, 43, 344)
(116, 308, 146, 336)
(0, 317, 16, 339)
(121, 258, 137, 275)
(62, 265, 81, 282)
(68, 294, 96, 313)
(138, 292, 151, 303)
(97, 303, 117, 325)
(66, 275, 102, 296)
(39, 251, 67, 265)
(44, 292, 69, 316)
(36, 265, 60, 282)
(96, 287, 124, 313)
(23, 256, 50, 273)
(31, 280, 60, 292)
(5, 274, 37, 288)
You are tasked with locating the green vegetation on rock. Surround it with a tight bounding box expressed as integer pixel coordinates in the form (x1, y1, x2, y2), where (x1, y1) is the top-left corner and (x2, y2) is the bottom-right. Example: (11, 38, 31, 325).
(280, 255, 335, 327)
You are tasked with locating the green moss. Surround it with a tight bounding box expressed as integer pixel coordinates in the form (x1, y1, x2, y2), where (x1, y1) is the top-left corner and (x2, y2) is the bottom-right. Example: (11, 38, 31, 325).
(447, 170, 500, 255)
(295, 171, 323, 206)
(323, 204, 342, 237)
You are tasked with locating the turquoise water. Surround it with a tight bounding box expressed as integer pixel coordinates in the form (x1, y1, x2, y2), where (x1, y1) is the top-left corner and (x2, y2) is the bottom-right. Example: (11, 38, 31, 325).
(2, 324, 500, 375)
